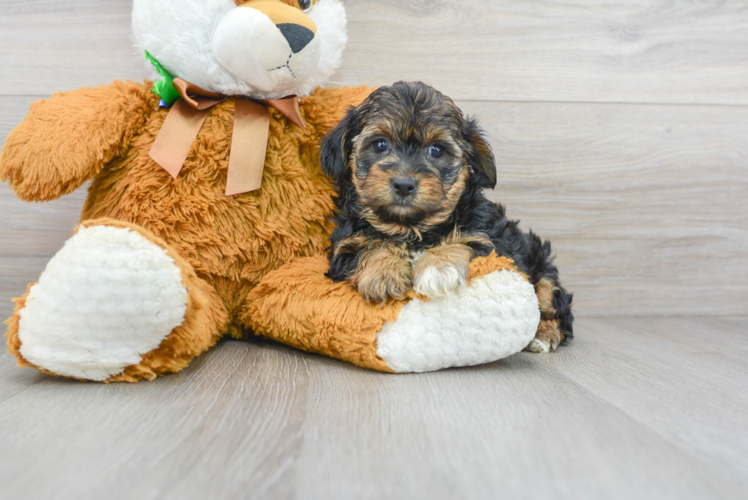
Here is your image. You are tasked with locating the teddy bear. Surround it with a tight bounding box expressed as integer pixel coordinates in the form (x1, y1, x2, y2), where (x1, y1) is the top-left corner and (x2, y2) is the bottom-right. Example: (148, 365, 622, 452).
(0, 0, 540, 382)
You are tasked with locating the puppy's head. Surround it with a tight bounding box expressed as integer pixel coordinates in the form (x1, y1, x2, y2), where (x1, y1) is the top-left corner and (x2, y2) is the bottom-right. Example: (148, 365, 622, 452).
(321, 81, 496, 236)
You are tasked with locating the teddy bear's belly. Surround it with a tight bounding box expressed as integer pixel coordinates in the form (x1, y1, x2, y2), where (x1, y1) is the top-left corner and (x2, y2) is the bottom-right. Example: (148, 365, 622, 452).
(82, 134, 338, 302)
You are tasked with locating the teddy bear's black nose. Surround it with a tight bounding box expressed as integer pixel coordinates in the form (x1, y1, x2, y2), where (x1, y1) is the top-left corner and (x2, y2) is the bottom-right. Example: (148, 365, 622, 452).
(277, 24, 315, 54)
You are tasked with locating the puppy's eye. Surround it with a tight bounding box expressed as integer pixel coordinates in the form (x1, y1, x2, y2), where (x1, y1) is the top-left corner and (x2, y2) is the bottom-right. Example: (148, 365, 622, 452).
(372, 140, 389, 155)
(429, 145, 445, 159)
(299, 0, 314, 12)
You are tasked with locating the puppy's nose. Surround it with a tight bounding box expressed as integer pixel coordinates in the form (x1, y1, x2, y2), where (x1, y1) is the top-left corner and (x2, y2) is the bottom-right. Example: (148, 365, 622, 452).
(392, 177, 418, 198)
(277, 24, 315, 53)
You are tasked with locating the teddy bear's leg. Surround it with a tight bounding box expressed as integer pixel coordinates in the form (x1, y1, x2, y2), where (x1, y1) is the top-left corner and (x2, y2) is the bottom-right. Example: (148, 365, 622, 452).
(5, 218, 228, 382)
(245, 254, 541, 373)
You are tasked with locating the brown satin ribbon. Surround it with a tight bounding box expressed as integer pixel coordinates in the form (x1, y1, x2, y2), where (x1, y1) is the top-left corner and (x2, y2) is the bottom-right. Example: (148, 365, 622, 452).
(149, 78, 306, 196)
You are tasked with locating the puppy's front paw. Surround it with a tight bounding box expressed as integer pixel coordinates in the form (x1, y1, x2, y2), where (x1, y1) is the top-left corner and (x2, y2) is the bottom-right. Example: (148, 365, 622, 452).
(356, 269, 412, 304)
(413, 244, 471, 298)
(413, 262, 468, 298)
(350, 242, 413, 304)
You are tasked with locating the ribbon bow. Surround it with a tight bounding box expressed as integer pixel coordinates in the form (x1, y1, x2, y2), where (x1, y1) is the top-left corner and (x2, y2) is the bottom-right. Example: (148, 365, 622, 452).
(147, 54, 306, 196)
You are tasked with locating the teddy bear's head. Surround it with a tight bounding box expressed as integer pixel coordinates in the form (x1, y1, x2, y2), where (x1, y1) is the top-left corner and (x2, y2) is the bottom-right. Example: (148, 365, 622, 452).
(133, 0, 347, 99)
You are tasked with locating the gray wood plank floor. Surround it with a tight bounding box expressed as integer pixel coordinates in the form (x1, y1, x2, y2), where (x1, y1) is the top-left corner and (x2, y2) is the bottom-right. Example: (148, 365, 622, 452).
(1, 316, 746, 500)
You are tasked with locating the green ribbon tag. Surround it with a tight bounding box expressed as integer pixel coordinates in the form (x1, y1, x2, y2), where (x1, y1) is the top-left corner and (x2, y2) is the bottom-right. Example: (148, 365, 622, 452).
(145, 50, 180, 107)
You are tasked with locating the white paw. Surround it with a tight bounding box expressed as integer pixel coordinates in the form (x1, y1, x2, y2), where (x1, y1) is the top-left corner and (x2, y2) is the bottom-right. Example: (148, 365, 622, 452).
(17, 225, 188, 381)
(524, 339, 551, 354)
(413, 262, 468, 298)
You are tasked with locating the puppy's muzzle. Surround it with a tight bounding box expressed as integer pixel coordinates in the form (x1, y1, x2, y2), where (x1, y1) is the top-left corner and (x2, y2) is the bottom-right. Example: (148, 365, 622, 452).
(392, 177, 418, 199)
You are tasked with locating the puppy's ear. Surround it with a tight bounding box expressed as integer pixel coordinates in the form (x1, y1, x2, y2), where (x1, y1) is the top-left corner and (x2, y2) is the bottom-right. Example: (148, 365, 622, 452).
(321, 107, 358, 183)
(463, 117, 497, 189)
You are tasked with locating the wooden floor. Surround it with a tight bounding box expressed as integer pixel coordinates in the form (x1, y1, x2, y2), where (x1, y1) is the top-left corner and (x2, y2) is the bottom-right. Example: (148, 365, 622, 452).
(0, 316, 746, 500)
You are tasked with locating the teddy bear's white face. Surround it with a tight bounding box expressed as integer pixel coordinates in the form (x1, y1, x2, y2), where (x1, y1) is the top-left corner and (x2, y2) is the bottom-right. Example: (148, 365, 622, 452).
(133, 0, 347, 99)
(213, 1, 324, 93)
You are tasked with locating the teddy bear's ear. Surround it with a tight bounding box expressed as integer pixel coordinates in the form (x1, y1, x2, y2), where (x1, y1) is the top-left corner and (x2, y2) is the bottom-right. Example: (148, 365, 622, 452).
(463, 116, 497, 189)
(320, 107, 359, 183)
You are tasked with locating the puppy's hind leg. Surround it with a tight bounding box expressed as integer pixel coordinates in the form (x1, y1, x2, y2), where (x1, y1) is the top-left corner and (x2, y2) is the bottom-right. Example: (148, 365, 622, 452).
(525, 278, 574, 353)
(522, 233, 574, 353)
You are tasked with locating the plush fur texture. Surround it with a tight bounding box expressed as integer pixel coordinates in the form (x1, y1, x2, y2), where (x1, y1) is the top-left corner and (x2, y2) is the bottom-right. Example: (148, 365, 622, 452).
(246, 253, 538, 373)
(0, 81, 151, 202)
(133, 0, 347, 99)
(322, 82, 574, 350)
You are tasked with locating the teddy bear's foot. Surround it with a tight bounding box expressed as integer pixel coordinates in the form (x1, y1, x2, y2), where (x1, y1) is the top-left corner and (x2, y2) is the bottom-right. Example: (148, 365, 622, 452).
(6, 219, 227, 382)
(377, 267, 540, 373)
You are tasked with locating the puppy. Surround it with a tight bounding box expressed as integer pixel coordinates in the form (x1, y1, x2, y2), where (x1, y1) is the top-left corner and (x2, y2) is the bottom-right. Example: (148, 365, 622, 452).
(320, 81, 573, 353)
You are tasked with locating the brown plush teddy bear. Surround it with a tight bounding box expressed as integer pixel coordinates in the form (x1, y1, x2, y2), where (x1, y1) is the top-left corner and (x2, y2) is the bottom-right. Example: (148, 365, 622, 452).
(1, 0, 540, 382)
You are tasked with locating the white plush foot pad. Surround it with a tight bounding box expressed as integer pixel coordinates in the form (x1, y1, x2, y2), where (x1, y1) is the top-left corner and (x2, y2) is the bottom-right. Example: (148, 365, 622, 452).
(18, 225, 188, 381)
(377, 270, 540, 373)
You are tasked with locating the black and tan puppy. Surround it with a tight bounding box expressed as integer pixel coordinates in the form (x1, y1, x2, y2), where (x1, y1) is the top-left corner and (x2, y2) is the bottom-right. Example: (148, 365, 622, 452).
(321, 81, 573, 352)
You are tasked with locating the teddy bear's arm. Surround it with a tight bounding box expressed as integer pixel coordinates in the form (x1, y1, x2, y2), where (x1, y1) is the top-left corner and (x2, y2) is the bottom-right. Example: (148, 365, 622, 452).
(0, 80, 153, 202)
